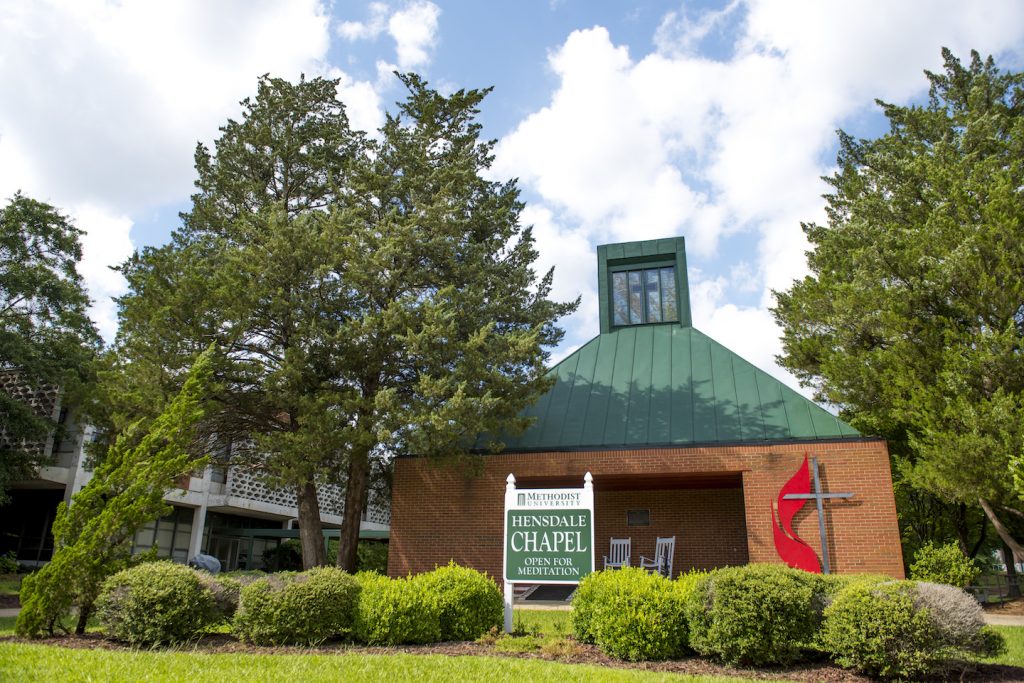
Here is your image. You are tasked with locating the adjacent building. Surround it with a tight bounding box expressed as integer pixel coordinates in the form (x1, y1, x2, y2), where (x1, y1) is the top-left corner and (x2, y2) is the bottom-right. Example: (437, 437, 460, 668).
(388, 237, 904, 581)
(0, 375, 390, 569)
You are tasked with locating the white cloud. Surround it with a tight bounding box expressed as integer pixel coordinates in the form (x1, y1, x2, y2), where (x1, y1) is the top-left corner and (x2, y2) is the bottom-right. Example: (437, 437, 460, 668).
(71, 203, 134, 341)
(655, 0, 740, 56)
(388, 1, 440, 70)
(494, 1, 1024, 386)
(337, 2, 388, 41)
(0, 1, 383, 342)
(336, 1, 441, 71)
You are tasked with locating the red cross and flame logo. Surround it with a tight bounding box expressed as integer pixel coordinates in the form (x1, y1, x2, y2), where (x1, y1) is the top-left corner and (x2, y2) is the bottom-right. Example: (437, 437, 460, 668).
(771, 454, 854, 574)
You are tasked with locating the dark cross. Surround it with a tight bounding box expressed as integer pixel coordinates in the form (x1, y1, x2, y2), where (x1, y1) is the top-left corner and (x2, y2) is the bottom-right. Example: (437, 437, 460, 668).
(783, 456, 853, 574)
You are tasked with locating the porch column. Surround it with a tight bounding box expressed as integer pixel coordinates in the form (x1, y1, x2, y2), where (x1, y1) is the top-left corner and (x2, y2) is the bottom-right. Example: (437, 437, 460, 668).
(188, 503, 207, 560)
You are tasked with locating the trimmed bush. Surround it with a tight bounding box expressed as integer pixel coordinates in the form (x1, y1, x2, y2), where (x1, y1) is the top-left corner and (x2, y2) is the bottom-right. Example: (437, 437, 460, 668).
(821, 580, 939, 679)
(914, 581, 1005, 658)
(232, 566, 360, 646)
(354, 572, 442, 645)
(579, 568, 688, 661)
(909, 541, 980, 588)
(97, 561, 216, 646)
(685, 564, 820, 666)
(417, 562, 502, 641)
(570, 570, 617, 645)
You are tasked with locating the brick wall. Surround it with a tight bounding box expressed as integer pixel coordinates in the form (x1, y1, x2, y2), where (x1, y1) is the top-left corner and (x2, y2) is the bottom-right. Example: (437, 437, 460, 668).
(388, 439, 905, 583)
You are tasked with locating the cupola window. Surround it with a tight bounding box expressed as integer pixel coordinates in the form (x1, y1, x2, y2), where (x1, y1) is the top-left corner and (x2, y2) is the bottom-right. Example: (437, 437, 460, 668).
(611, 265, 679, 326)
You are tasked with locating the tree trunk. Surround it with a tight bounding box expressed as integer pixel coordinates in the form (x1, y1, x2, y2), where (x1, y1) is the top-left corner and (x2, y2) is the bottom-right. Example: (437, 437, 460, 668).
(979, 498, 1024, 565)
(296, 480, 327, 569)
(1002, 541, 1021, 598)
(337, 447, 370, 572)
(954, 503, 970, 556)
(75, 603, 91, 635)
(955, 503, 989, 558)
(969, 515, 988, 559)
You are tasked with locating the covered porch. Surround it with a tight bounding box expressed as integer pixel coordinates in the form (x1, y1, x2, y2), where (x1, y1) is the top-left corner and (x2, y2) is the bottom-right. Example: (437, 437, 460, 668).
(516, 471, 749, 580)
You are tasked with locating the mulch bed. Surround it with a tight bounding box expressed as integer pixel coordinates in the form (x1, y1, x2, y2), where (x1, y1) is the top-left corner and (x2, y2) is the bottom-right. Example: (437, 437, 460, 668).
(0, 595, 19, 609)
(985, 599, 1024, 616)
(3, 633, 1024, 682)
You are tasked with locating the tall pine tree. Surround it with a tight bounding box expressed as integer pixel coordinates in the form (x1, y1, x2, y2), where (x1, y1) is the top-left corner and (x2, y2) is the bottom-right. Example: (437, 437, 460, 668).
(773, 49, 1024, 560)
(115, 74, 577, 570)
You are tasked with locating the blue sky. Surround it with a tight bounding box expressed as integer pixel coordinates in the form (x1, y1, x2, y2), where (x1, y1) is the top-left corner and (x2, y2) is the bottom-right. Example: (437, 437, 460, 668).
(2, 1, 1023, 392)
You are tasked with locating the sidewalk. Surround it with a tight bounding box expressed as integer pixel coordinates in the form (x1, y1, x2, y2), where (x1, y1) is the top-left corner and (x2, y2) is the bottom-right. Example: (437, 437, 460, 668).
(0, 608, 19, 618)
(984, 613, 1024, 626)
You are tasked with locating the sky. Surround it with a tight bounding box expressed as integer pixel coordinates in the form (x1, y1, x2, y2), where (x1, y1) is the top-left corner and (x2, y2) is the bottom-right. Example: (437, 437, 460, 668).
(1, 0, 1023, 394)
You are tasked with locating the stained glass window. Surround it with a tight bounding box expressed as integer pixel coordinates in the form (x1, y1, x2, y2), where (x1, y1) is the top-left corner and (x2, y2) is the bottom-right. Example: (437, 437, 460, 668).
(610, 265, 679, 326)
(612, 272, 629, 326)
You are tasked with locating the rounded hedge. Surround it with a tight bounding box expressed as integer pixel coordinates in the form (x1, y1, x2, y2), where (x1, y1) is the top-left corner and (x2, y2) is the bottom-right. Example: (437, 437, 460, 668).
(97, 561, 216, 646)
(821, 580, 938, 678)
(354, 572, 442, 645)
(909, 541, 981, 588)
(822, 579, 1004, 679)
(416, 562, 502, 641)
(685, 564, 821, 666)
(232, 566, 360, 646)
(571, 569, 617, 645)
(572, 567, 688, 661)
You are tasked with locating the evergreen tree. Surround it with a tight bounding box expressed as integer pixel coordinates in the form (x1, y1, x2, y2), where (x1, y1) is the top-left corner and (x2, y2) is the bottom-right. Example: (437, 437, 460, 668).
(773, 49, 1024, 559)
(16, 349, 212, 637)
(114, 74, 577, 570)
(0, 193, 99, 501)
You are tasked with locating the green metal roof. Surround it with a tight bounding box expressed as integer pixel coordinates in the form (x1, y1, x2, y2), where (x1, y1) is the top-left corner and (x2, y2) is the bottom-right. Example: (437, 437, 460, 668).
(486, 325, 858, 451)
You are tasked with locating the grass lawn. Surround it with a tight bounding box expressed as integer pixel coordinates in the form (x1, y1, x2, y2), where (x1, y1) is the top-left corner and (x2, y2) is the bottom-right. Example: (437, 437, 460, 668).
(512, 607, 571, 636)
(0, 574, 20, 596)
(0, 643, 751, 683)
(1, 610, 1021, 682)
(984, 625, 1024, 667)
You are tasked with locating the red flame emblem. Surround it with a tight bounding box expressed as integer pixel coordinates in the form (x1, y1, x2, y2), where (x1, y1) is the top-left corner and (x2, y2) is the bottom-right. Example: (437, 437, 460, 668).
(771, 455, 821, 573)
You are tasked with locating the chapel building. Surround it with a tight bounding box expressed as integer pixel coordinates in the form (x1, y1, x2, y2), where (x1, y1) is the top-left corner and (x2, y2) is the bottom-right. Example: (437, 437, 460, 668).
(388, 237, 905, 582)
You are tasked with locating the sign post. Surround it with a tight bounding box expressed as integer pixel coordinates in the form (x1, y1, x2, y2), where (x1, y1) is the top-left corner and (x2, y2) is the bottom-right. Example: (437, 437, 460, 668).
(502, 472, 594, 633)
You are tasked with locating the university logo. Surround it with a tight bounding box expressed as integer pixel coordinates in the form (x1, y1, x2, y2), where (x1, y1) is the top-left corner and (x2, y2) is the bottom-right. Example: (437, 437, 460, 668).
(771, 455, 853, 574)
(517, 493, 525, 506)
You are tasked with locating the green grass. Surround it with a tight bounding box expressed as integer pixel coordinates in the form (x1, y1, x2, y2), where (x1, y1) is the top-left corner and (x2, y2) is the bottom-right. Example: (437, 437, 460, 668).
(0, 574, 20, 596)
(0, 643, 751, 682)
(513, 608, 571, 636)
(984, 625, 1024, 667)
(0, 616, 15, 636)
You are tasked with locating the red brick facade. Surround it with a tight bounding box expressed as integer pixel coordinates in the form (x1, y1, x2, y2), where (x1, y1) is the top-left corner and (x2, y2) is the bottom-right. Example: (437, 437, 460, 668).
(388, 438, 905, 583)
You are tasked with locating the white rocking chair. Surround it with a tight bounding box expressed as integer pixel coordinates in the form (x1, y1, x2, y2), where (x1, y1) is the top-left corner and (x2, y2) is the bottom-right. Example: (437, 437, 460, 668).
(640, 536, 676, 577)
(603, 537, 631, 569)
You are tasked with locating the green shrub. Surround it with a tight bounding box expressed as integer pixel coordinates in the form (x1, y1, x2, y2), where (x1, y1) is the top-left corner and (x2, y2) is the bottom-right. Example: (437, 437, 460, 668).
(96, 561, 216, 646)
(570, 570, 617, 644)
(909, 541, 980, 588)
(584, 568, 689, 661)
(685, 564, 820, 666)
(354, 572, 441, 645)
(357, 541, 389, 574)
(195, 573, 245, 623)
(0, 551, 19, 574)
(821, 580, 939, 678)
(416, 562, 501, 640)
(232, 566, 360, 645)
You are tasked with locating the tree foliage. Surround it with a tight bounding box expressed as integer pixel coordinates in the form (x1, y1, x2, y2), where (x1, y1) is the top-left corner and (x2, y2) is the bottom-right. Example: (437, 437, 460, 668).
(16, 349, 212, 637)
(773, 49, 1024, 556)
(113, 73, 577, 570)
(0, 193, 99, 500)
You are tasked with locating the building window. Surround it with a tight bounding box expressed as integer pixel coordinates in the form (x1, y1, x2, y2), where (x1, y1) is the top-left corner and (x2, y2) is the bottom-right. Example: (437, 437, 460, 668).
(612, 266, 679, 326)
